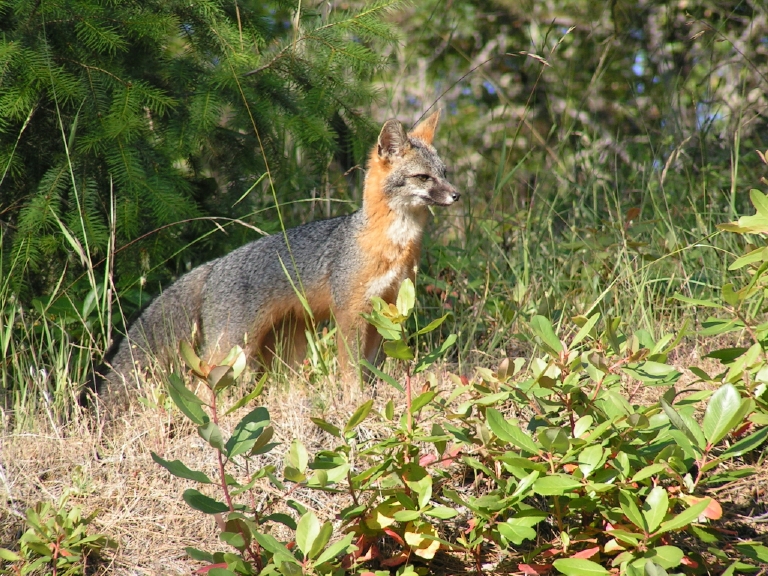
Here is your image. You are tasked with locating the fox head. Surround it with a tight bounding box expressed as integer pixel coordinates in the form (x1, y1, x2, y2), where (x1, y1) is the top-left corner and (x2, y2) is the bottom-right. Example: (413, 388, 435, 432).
(369, 110, 460, 210)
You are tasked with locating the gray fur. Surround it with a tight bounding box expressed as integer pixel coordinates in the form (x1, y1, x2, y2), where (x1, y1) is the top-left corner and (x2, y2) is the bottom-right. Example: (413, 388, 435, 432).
(100, 213, 366, 392)
(96, 112, 459, 394)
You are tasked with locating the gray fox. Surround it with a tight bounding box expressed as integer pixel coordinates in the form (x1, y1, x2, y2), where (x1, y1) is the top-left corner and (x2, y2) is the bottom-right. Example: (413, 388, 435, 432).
(93, 110, 459, 395)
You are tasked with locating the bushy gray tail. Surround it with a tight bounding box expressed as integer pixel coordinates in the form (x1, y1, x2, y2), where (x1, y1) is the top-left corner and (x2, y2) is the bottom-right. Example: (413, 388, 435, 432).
(84, 263, 215, 401)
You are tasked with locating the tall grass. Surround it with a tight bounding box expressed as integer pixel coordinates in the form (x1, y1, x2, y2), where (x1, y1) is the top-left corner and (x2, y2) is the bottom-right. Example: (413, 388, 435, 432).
(1, 5, 762, 426)
(0, 124, 754, 427)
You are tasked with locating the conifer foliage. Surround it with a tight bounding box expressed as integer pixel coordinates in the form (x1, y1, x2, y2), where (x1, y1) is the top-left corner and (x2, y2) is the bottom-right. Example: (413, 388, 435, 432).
(0, 0, 401, 298)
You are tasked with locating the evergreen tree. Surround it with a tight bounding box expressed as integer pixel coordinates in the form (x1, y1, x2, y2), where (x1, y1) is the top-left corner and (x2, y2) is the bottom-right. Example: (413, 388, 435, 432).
(0, 0, 402, 302)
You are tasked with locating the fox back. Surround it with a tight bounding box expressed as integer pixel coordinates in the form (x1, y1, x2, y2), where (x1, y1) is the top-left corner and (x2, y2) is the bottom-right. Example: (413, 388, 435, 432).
(94, 110, 458, 397)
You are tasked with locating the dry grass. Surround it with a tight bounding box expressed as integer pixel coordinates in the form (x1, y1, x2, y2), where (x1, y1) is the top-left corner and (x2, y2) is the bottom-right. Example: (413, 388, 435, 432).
(0, 369, 411, 574)
(1, 346, 767, 575)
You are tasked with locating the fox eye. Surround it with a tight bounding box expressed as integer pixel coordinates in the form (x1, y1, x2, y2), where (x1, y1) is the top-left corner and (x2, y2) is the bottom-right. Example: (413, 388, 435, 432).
(414, 174, 431, 182)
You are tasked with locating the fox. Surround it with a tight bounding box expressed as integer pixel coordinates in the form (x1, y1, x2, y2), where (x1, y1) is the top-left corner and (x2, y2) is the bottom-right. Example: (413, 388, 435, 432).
(91, 110, 459, 397)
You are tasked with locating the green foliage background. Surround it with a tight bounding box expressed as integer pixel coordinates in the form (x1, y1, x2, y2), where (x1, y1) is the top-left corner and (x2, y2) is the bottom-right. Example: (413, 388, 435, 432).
(1, 0, 396, 299)
(1, 0, 767, 392)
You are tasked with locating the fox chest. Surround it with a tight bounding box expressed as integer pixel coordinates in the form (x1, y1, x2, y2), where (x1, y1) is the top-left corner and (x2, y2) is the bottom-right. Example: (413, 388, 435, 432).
(355, 210, 425, 304)
(363, 262, 413, 301)
(358, 240, 421, 304)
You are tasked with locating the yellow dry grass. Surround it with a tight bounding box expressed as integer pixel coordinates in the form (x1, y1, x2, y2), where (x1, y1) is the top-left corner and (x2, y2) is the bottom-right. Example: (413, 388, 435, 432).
(0, 367, 419, 574)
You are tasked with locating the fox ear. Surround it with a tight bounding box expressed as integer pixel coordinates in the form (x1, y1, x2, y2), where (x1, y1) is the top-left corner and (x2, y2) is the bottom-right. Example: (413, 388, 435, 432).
(409, 109, 440, 144)
(377, 119, 411, 160)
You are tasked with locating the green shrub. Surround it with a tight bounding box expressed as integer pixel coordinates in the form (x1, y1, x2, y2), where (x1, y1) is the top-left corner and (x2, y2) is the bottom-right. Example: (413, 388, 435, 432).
(0, 494, 116, 576)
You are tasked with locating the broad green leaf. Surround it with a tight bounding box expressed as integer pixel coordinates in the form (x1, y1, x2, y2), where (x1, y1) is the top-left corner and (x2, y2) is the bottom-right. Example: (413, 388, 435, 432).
(220, 531, 246, 550)
(286, 439, 309, 473)
(198, 421, 225, 452)
(607, 529, 641, 546)
(511, 470, 540, 498)
(396, 278, 416, 316)
(208, 364, 234, 392)
(643, 486, 668, 532)
(530, 315, 563, 354)
(631, 463, 668, 483)
(532, 474, 581, 495)
(0, 549, 21, 562)
(383, 338, 414, 360)
(225, 406, 270, 458)
(663, 430, 697, 461)
(295, 511, 320, 557)
(622, 361, 681, 385)
(313, 533, 355, 566)
(660, 398, 698, 446)
(596, 389, 633, 417)
(700, 317, 744, 336)
(385, 399, 395, 420)
(719, 191, 768, 233)
(278, 561, 303, 576)
(310, 417, 341, 438)
(424, 506, 458, 519)
(702, 383, 742, 445)
(167, 373, 208, 426)
(252, 532, 299, 566)
(553, 558, 610, 575)
(497, 522, 536, 545)
(207, 568, 237, 576)
(573, 415, 594, 438)
(363, 302, 402, 340)
(416, 313, 449, 335)
(752, 188, 768, 217)
(151, 452, 212, 484)
(722, 425, 768, 458)
(571, 312, 600, 347)
(538, 427, 570, 454)
(620, 490, 647, 532)
(734, 542, 768, 563)
(179, 340, 202, 373)
(249, 426, 276, 456)
(486, 408, 539, 454)
(646, 545, 684, 569)
(721, 283, 739, 306)
(360, 359, 403, 392)
(393, 509, 421, 522)
(344, 399, 374, 433)
(729, 246, 768, 270)
(410, 391, 436, 414)
(578, 444, 604, 477)
(671, 293, 721, 308)
(182, 489, 229, 514)
(639, 561, 667, 576)
(656, 498, 711, 534)
(184, 547, 213, 562)
(220, 345, 247, 379)
(507, 510, 549, 527)
(628, 413, 650, 429)
(678, 411, 707, 449)
(402, 463, 432, 508)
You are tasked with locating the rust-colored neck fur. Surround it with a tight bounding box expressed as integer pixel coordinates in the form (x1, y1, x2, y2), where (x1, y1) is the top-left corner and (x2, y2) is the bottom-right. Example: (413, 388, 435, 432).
(357, 147, 426, 291)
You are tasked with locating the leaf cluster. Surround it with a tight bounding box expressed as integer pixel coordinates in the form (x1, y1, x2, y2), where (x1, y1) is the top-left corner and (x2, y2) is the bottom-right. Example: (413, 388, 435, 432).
(154, 247, 768, 574)
(0, 493, 116, 575)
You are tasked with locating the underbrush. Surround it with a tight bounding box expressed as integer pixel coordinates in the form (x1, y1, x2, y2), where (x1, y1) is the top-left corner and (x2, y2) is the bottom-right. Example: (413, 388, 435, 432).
(6, 180, 761, 574)
(2, 146, 768, 576)
(123, 198, 768, 574)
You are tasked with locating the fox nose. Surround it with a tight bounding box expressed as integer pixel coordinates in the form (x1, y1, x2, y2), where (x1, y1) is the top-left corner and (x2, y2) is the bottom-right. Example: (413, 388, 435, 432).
(450, 190, 460, 202)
